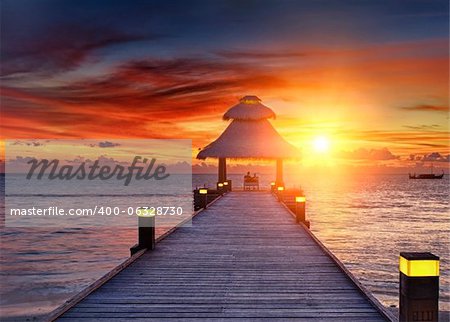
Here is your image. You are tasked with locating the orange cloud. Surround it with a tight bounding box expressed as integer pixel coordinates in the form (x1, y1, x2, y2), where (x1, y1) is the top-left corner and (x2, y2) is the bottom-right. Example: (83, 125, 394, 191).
(400, 104, 449, 112)
(336, 147, 399, 160)
(1, 39, 448, 165)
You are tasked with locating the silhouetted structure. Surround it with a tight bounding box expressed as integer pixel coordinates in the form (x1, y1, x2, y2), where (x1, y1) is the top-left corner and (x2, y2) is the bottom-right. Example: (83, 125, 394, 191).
(197, 95, 299, 188)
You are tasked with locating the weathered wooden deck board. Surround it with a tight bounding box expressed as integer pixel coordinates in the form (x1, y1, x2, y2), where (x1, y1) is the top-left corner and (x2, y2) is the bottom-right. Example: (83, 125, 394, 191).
(56, 192, 389, 321)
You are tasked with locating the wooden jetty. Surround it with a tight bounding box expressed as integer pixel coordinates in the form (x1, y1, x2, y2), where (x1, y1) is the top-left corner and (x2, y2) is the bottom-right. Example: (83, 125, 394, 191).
(51, 192, 393, 321)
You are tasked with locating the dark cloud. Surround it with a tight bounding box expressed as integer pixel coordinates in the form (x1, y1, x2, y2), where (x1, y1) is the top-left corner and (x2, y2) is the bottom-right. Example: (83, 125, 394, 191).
(216, 50, 308, 60)
(11, 140, 44, 147)
(96, 141, 121, 148)
(402, 124, 441, 130)
(46, 57, 265, 108)
(411, 152, 450, 162)
(338, 129, 449, 149)
(166, 161, 191, 174)
(1, 24, 157, 77)
(120, 58, 240, 78)
(4, 156, 38, 173)
(0, 55, 287, 139)
(401, 104, 448, 112)
(7, 156, 36, 164)
(337, 147, 399, 160)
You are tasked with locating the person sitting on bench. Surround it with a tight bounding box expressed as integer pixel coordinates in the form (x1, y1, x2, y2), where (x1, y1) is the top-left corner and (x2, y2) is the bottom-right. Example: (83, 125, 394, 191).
(244, 172, 259, 190)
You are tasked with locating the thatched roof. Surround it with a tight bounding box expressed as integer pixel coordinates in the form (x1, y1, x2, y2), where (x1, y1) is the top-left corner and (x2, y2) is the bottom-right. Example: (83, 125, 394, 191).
(223, 95, 276, 120)
(197, 96, 299, 160)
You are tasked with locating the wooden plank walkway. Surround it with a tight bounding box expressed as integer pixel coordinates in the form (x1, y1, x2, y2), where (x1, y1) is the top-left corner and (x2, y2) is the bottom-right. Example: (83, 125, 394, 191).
(56, 192, 389, 321)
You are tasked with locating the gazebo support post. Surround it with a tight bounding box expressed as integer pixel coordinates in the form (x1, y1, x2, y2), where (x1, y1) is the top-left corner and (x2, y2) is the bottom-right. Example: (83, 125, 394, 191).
(275, 158, 284, 188)
(218, 158, 227, 190)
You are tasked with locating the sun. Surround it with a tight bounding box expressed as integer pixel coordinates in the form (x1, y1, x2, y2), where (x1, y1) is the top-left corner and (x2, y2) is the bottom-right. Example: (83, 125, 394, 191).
(313, 136, 330, 153)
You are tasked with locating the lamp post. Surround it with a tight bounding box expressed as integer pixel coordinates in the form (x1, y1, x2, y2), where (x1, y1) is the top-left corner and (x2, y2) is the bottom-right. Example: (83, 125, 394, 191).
(277, 186, 284, 202)
(217, 182, 224, 194)
(199, 188, 208, 209)
(270, 182, 276, 192)
(399, 252, 439, 322)
(130, 207, 156, 255)
(295, 196, 306, 224)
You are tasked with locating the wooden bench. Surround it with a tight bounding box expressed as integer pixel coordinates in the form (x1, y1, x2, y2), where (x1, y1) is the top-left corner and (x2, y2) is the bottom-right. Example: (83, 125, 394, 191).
(243, 176, 259, 190)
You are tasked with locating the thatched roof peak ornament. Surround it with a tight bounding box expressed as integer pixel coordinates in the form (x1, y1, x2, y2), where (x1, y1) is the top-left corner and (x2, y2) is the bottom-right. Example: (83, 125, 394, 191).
(223, 95, 276, 121)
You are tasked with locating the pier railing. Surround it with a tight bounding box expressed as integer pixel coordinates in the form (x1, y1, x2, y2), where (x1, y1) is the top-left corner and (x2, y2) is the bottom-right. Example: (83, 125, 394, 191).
(193, 188, 223, 210)
(275, 187, 310, 228)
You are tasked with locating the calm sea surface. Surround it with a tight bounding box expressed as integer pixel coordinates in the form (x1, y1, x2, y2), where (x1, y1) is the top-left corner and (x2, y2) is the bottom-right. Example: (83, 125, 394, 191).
(1, 173, 449, 320)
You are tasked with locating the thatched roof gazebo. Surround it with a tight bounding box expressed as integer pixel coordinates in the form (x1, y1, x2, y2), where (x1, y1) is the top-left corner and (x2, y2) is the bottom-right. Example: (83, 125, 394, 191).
(197, 95, 299, 189)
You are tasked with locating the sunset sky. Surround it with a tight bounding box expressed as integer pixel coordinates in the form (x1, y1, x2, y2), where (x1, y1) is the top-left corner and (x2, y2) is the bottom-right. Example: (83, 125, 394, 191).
(1, 0, 449, 170)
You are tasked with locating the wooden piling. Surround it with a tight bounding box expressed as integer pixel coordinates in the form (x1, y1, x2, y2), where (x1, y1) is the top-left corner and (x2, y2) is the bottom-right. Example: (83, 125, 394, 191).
(399, 252, 439, 322)
(130, 210, 155, 255)
(295, 196, 306, 223)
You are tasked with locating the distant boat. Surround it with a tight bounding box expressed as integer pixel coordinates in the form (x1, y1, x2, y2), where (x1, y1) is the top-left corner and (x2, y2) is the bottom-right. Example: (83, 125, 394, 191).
(409, 163, 445, 179)
(409, 172, 444, 179)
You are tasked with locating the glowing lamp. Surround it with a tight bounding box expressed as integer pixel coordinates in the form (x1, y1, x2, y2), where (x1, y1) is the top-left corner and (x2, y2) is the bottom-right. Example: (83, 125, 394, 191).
(218, 183, 224, 188)
(400, 254, 439, 277)
(277, 186, 284, 191)
(199, 189, 208, 195)
(398, 252, 439, 321)
(223, 181, 229, 186)
(295, 196, 306, 203)
(270, 182, 275, 186)
(137, 207, 156, 217)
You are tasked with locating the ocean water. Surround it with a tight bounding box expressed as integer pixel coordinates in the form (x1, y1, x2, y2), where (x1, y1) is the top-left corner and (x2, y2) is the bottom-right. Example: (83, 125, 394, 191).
(1, 173, 449, 320)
